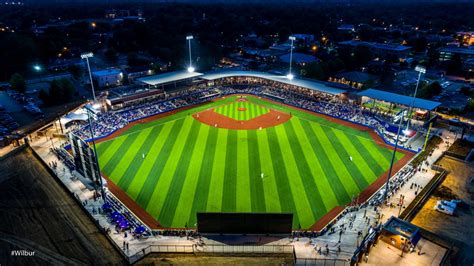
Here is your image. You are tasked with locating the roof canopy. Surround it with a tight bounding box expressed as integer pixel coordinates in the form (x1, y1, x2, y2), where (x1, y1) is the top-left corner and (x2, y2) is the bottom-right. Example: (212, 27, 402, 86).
(359, 89, 441, 111)
(137, 70, 203, 86)
(200, 70, 346, 95)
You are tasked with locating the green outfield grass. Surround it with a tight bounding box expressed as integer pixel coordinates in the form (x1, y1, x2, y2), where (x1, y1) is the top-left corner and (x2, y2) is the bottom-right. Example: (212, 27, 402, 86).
(96, 95, 405, 229)
(214, 99, 269, 120)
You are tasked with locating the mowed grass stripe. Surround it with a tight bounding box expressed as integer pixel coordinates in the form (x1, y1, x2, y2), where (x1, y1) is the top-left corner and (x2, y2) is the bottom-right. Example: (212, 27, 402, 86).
(333, 131, 380, 184)
(355, 137, 393, 169)
(188, 126, 219, 226)
(134, 118, 188, 207)
(124, 121, 176, 199)
(284, 119, 328, 219)
(247, 130, 266, 212)
(118, 125, 165, 190)
(156, 120, 201, 226)
(102, 134, 140, 178)
(97, 137, 127, 167)
(324, 129, 369, 190)
(109, 127, 154, 184)
(266, 127, 300, 228)
(274, 125, 315, 228)
(145, 117, 195, 218)
(222, 130, 238, 212)
(311, 124, 360, 199)
(236, 130, 251, 212)
(95, 140, 113, 155)
(291, 118, 339, 211)
(170, 122, 209, 227)
(299, 119, 351, 204)
(115, 126, 161, 189)
(256, 129, 280, 213)
(206, 129, 228, 211)
(350, 136, 386, 178)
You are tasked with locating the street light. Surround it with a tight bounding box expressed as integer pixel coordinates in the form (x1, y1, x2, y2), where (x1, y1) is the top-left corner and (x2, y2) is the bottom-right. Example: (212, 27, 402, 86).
(287, 36, 296, 80)
(81, 52, 96, 102)
(186, 35, 194, 73)
(405, 65, 426, 131)
(33, 64, 42, 81)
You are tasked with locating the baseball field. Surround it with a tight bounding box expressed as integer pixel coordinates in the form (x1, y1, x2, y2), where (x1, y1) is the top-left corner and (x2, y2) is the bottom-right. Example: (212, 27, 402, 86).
(96, 95, 405, 229)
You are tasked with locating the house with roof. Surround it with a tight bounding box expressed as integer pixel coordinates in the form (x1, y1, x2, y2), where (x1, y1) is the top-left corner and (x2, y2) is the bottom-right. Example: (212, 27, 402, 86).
(339, 40, 412, 60)
(92, 69, 123, 88)
(279, 53, 319, 65)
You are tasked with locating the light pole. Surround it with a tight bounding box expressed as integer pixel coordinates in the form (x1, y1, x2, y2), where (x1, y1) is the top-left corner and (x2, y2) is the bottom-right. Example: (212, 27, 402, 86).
(186, 35, 195, 73)
(383, 109, 407, 202)
(33, 64, 42, 82)
(84, 103, 106, 202)
(405, 65, 426, 131)
(287, 36, 296, 80)
(81, 52, 96, 102)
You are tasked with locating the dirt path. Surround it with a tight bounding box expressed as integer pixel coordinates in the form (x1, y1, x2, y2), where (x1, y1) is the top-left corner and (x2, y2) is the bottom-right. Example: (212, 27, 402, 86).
(0, 149, 125, 265)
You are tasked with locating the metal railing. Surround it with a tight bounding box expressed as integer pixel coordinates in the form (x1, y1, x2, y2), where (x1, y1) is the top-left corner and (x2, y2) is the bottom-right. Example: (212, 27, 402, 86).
(129, 244, 294, 264)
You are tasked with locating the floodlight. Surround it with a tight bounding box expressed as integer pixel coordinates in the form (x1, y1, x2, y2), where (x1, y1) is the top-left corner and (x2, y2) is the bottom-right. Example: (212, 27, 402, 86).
(187, 66, 195, 73)
(81, 52, 94, 59)
(186, 35, 194, 40)
(415, 65, 426, 74)
(288, 36, 296, 41)
(33, 65, 41, 71)
(286, 73, 294, 80)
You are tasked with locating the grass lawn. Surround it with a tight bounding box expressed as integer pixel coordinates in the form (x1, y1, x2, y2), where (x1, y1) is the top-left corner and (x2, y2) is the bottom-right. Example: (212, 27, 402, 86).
(96, 95, 405, 229)
(214, 98, 269, 120)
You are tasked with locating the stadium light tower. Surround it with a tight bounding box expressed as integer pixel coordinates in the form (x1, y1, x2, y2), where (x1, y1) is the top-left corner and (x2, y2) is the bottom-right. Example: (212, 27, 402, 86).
(186, 35, 195, 73)
(383, 109, 407, 202)
(404, 65, 426, 133)
(84, 103, 106, 202)
(287, 36, 296, 80)
(81, 52, 96, 102)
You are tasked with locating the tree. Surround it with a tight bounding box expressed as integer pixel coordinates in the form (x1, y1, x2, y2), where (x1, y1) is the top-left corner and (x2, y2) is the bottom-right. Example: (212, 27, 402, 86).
(303, 62, 326, 80)
(446, 54, 463, 75)
(10, 73, 26, 93)
(68, 65, 82, 80)
(353, 45, 372, 67)
(105, 48, 118, 64)
(40, 78, 76, 106)
(418, 81, 442, 99)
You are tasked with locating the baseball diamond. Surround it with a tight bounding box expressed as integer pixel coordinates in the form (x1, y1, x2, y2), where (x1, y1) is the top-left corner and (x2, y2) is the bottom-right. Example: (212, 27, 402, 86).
(96, 95, 405, 229)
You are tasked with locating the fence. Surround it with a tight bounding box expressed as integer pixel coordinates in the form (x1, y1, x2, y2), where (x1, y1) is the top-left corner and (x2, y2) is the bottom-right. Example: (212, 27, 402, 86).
(295, 258, 351, 266)
(130, 244, 294, 264)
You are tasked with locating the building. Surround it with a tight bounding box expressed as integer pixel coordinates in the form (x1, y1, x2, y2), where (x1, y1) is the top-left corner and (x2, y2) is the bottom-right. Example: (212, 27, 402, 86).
(339, 40, 412, 60)
(379, 216, 421, 251)
(456, 31, 474, 46)
(124, 66, 154, 82)
(292, 34, 315, 44)
(337, 24, 355, 32)
(92, 69, 123, 88)
(279, 53, 318, 65)
(439, 46, 474, 62)
(329, 71, 379, 89)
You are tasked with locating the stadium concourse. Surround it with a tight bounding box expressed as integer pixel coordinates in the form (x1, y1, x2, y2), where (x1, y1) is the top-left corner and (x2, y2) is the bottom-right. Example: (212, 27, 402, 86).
(26, 70, 444, 263)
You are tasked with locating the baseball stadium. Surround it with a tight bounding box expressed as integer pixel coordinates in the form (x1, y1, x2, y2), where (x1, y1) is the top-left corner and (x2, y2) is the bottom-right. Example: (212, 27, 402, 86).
(59, 70, 441, 233)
